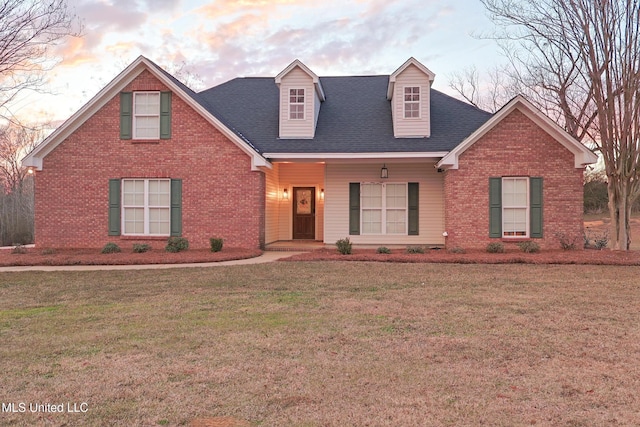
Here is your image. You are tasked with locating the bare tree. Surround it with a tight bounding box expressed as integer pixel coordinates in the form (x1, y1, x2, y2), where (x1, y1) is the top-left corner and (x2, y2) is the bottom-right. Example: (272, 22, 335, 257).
(479, 0, 640, 250)
(0, 123, 44, 245)
(0, 0, 82, 121)
(449, 65, 515, 113)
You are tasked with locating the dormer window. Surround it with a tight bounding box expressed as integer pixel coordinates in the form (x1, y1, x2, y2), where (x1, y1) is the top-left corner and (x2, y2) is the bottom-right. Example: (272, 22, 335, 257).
(289, 88, 305, 120)
(404, 86, 420, 118)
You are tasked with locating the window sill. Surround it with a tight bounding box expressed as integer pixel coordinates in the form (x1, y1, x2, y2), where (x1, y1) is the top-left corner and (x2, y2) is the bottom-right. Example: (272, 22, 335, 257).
(119, 235, 169, 240)
(130, 139, 161, 144)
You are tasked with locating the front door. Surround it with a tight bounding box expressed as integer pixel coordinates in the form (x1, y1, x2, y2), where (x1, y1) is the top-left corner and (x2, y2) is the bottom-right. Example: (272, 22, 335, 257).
(293, 187, 315, 240)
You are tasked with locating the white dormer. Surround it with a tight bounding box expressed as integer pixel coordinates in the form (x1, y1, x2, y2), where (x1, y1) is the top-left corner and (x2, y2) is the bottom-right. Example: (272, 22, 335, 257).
(387, 57, 436, 138)
(275, 60, 325, 139)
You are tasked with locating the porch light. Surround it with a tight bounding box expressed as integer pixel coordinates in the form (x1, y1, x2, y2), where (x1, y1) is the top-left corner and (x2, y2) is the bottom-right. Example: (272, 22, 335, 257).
(27, 167, 34, 175)
(320, 188, 324, 199)
(283, 188, 289, 200)
(381, 164, 388, 179)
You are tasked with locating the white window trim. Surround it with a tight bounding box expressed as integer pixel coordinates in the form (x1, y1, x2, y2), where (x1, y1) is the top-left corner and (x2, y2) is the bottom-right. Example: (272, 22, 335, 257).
(403, 86, 421, 119)
(133, 91, 160, 140)
(289, 88, 305, 120)
(360, 182, 408, 235)
(502, 177, 529, 238)
(121, 178, 171, 236)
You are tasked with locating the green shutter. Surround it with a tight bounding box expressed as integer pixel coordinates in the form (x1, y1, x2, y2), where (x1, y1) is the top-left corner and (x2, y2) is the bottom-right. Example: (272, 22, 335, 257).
(170, 179, 182, 236)
(120, 92, 132, 140)
(108, 179, 121, 236)
(530, 177, 543, 238)
(160, 92, 172, 140)
(408, 182, 419, 235)
(349, 183, 360, 235)
(489, 177, 502, 238)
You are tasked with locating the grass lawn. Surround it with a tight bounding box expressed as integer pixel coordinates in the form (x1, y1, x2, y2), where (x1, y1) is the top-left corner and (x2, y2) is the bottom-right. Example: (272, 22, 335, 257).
(1, 262, 640, 426)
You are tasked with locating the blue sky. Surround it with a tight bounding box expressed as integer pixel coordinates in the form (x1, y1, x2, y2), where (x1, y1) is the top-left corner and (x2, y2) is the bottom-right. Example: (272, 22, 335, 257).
(14, 0, 504, 123)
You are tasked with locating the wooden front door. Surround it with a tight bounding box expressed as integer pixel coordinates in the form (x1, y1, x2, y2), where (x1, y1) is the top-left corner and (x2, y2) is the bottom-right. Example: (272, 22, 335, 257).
(293, 187, 315, 240)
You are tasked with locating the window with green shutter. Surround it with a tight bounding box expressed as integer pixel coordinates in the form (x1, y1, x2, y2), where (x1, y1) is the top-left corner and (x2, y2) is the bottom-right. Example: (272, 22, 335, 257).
(120, 92, 132, 140)
(489, 177, 543, 239)
(349, 183, 360, 235)
(108, 178, 182, 237)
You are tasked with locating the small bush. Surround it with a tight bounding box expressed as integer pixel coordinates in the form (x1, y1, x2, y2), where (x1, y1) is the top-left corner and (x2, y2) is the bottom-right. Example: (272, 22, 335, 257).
(584, 228, 609, 250)
(210, 237, 224, 252)
(132, 243, 151, 253)
(376, 246, 392, 254)
(11, 244, 27, 254)
(518, 241, 540, 253)
(335, 237, 352, 255)
(101, 242, 121, 254)
(166, 237, 189, 253)
(486, 242, 505, 253)
(555, 232, 579, 250)
(406, 246, 425, 254)
(448, 246, 466, 254)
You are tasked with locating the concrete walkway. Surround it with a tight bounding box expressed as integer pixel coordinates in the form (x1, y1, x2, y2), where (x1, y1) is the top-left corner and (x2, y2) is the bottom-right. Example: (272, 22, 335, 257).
(0, 251, 305, 272)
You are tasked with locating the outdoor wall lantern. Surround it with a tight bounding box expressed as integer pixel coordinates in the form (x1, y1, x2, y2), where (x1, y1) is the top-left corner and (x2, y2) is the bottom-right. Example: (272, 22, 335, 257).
(283, 188, 289, 200)
(320, 188, 325, 199)
(381, 164, 389, 179)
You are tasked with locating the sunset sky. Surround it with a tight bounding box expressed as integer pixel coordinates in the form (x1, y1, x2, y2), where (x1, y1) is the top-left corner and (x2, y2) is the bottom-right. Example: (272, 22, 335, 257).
(15, 0, 504, 123)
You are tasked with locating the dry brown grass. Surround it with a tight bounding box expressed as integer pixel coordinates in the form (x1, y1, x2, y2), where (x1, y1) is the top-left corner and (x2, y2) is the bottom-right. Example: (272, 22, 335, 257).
(1, 262, 640, 426)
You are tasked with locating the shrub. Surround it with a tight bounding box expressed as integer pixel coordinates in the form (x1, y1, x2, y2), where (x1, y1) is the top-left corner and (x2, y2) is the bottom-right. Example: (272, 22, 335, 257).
(376, 246, 392, 254)
(555, 232, 579, 250)
(101, 242, 121, 254)
(486, 242, 505, 253)
(518, 241, 540, 253)
(11, 244, 27, 254)
(210, 237, 224, 252)
(448, 246, 466, 254)
(41, 248, 56, 255)
(406, 246, 425, 254)
(335, 237, 352, 255)
(584, 228, 609, 250)
(132, 243, 151, 253)
(166, 237, 189, 253)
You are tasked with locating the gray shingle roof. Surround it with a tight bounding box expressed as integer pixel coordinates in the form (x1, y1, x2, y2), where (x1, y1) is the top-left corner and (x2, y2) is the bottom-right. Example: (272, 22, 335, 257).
(196, 75, 492, 155)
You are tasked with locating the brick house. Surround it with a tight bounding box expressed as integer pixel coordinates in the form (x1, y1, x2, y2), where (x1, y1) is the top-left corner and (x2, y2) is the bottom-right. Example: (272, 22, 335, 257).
(22, 56, 597, 250)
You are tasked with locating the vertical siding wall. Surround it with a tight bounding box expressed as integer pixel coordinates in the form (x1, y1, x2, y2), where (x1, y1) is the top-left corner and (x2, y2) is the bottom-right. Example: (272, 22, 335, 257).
(278, 67, 317, 139)
(276, 163, 325, 241)
(35, 70, 265, 249)
(324, 162, 444, 245)
(264, 163, 280, 244)
(392, 64, 431, 138)
(444, 109, 585, 250)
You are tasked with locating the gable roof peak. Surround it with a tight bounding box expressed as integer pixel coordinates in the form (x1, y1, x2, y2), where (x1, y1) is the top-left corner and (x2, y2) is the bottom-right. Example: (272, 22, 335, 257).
(275, 59, 325, 101)
(387, 57, 436, 100)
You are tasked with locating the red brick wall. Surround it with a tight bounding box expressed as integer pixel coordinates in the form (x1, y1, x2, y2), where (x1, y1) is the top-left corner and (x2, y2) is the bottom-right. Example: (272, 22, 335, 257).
(444, 109, 585, 250)
(34, 69, 265, 249)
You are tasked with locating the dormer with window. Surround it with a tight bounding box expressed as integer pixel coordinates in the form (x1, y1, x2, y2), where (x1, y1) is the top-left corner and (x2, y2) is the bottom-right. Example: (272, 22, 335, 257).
(386, 58, 435, 138)
(275, 60, 325, 139)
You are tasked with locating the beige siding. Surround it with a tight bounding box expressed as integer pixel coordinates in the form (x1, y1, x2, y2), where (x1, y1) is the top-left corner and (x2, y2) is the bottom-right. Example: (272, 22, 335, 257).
(392, 64, 431, 138)
(279, 67, 316, 139)
(324, 163, 444, 245)
(277, 163, 325, 240)
(264, 164, 280, 244)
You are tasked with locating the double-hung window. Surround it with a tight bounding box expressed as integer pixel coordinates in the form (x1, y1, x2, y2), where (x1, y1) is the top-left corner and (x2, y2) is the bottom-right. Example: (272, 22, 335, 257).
(404, 86, 420, 118)
(133, 92, 160, 139)
(502, 177, 529, 237)
(122, 179, 171, 235)
(361, 183, 407, 234)
(289, 88, 305, 120)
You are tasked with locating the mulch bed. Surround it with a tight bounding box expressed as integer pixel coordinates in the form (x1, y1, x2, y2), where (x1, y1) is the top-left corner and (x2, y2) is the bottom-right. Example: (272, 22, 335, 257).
(279, 247, 640, 266)
(0, 247, 262, 267)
